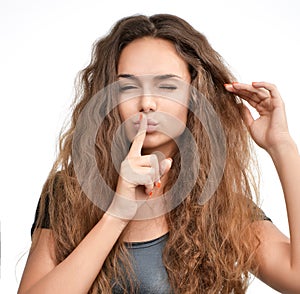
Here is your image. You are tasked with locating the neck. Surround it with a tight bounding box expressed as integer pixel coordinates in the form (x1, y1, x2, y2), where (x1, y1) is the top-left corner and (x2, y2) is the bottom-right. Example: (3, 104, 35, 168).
(122, 214, 169, 243)
(141, 139, 178, 158)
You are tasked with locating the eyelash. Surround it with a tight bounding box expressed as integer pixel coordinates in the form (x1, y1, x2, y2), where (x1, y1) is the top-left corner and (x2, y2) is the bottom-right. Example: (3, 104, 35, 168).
(119, 85, 138, 92)
(118, 85, 178, 92)
(159, 85, 177, 90)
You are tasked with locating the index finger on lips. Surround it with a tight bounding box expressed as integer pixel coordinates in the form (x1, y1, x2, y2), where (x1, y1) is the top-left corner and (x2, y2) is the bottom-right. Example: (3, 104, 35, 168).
(128, 113, 147, 157)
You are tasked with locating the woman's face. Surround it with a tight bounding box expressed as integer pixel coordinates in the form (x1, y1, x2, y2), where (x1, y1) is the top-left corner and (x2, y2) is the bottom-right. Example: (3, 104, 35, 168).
(117, 37, 191, 156)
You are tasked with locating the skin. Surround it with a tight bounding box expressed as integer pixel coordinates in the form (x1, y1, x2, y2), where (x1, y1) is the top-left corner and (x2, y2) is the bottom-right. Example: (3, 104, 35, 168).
(115, 37, 191, 241)
(117, 37, 191, 196)
(225, 81, 300, 293)
(117, 38, 191, 159)
(17, 37, 300, 293)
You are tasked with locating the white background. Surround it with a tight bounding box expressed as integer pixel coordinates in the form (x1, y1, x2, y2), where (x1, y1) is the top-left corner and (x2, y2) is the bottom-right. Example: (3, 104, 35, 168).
(1, 0, 299, 293)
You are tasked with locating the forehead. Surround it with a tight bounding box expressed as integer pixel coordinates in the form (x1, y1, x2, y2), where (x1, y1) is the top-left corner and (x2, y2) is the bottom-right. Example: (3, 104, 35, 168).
(117, 37, 190, 81)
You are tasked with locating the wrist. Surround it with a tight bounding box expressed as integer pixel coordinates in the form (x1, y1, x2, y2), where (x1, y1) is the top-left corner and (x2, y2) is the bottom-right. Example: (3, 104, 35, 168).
(106, 192, 138, 221)
(116, 177, 136, 197)
(102, 210, 130, 228)
(267, 137, 298, 159)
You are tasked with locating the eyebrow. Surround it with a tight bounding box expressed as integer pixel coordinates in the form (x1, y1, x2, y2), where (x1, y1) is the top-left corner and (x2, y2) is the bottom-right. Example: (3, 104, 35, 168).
(117, 74, 138, 80)
(117, 74, 182, 80)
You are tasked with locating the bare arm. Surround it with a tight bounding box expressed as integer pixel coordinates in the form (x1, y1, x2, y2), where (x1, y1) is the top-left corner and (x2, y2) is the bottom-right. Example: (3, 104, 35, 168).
(225, 82, 300, 293)
(254, 142, 300, 293)
(18, 214, 128, 294)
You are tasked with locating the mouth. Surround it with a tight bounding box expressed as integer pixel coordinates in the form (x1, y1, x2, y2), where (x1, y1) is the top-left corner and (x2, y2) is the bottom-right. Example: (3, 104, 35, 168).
(133, 118, 159, 133)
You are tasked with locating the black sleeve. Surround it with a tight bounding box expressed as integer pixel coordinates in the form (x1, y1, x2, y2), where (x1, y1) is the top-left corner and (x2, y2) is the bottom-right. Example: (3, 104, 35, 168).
(262, 214, 272, 222)
(261, 211, 272, 222)
(254, 204, 272, 222)
(30, 194, 51, 237)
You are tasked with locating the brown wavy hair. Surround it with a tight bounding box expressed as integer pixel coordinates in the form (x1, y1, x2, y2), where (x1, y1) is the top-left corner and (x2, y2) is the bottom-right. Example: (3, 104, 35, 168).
(32, 14, 263, 293)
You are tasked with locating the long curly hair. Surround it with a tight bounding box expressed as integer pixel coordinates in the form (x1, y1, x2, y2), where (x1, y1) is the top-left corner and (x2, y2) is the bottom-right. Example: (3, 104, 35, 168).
(32, 14, 263, 293)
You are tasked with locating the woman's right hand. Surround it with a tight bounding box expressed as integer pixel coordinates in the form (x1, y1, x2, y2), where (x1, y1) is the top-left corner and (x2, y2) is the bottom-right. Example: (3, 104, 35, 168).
(108, 113, 172, 220)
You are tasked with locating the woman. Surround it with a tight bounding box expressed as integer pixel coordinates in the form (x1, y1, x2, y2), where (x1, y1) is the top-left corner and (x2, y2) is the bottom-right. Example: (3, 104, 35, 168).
(18, 14, 300, 293)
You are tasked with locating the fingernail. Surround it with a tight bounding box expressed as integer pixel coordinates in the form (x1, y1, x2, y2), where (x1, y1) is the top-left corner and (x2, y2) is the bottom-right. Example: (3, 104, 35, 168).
(224, 83, 231, 87)
(149, 191, 153, 197)
(155, 181, 161, 188)
(139, 113, 143, 121)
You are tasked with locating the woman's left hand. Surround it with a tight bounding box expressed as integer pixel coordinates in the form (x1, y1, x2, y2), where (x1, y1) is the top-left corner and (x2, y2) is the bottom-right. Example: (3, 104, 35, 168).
(224, 81, 292, 152)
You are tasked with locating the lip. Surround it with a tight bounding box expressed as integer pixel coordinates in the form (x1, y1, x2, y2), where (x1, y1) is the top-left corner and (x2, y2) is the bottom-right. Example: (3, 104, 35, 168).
(133, 119, 159, 133)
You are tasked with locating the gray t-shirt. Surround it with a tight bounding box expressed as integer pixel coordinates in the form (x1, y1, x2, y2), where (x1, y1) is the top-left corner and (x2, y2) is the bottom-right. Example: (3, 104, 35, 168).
(112, 233, 172, 293)
(31, 197, 271, 293)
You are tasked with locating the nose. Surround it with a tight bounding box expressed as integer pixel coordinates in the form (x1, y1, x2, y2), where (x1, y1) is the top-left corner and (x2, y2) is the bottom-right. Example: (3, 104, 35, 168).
(139, 93, 157, 113)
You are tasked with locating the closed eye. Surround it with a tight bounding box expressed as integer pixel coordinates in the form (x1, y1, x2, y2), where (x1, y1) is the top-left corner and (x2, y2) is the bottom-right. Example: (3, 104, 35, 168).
(159, 85, 177, 90)
(119, 85, 139, 92)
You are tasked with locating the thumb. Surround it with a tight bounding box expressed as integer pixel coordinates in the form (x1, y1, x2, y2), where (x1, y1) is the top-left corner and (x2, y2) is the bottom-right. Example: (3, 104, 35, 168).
(160, 158, 173, 176)
(242, 104, 254, 129)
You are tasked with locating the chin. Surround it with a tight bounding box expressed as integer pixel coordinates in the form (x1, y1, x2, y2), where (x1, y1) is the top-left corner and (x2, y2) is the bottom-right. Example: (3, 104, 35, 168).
(142, 133, 175, 151)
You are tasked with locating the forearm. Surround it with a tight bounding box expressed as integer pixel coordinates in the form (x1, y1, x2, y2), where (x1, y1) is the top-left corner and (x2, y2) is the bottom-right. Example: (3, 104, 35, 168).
(268, 138, 300, 269)
(23, 214, 128, 294)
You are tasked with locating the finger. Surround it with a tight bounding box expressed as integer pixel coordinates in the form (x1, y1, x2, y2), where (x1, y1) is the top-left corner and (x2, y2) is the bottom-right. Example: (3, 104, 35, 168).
(145, 158, 173, 196)
(241, 104, 254, 129)
(145, 155, 159, 196)
(145, 183, 154, 197)
(240, 96, 258, 109)
(133, 154, 160, 167)
(233, 82, 270, 102)
(225, 83, 260, 103)
(252, 82, 282, 100)
(150, 151, 165, 188)
(160, 158, 173, 177)
(128, 113, 147, 156)
(118, 163, 153, 187)
(144, 167, 155, 196)
(225, 82, 269, 103)
(128, 154, 160, 190)
(149, 154, 160, 184)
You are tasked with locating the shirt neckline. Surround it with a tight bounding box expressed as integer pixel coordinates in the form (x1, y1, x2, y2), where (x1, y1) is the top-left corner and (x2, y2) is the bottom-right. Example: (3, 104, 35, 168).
(125, 232, 169, 249)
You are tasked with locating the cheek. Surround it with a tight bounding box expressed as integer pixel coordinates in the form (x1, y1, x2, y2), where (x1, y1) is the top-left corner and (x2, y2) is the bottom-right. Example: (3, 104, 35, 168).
(174, 106, 189, 136)
(164, 93, 189, 123)
(118, 102, 131, 122)
(159, 108, 188, 139)
(180, 107, 189, 123)
(117, 104, 136, 142)
(174, 104, 189, 125)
